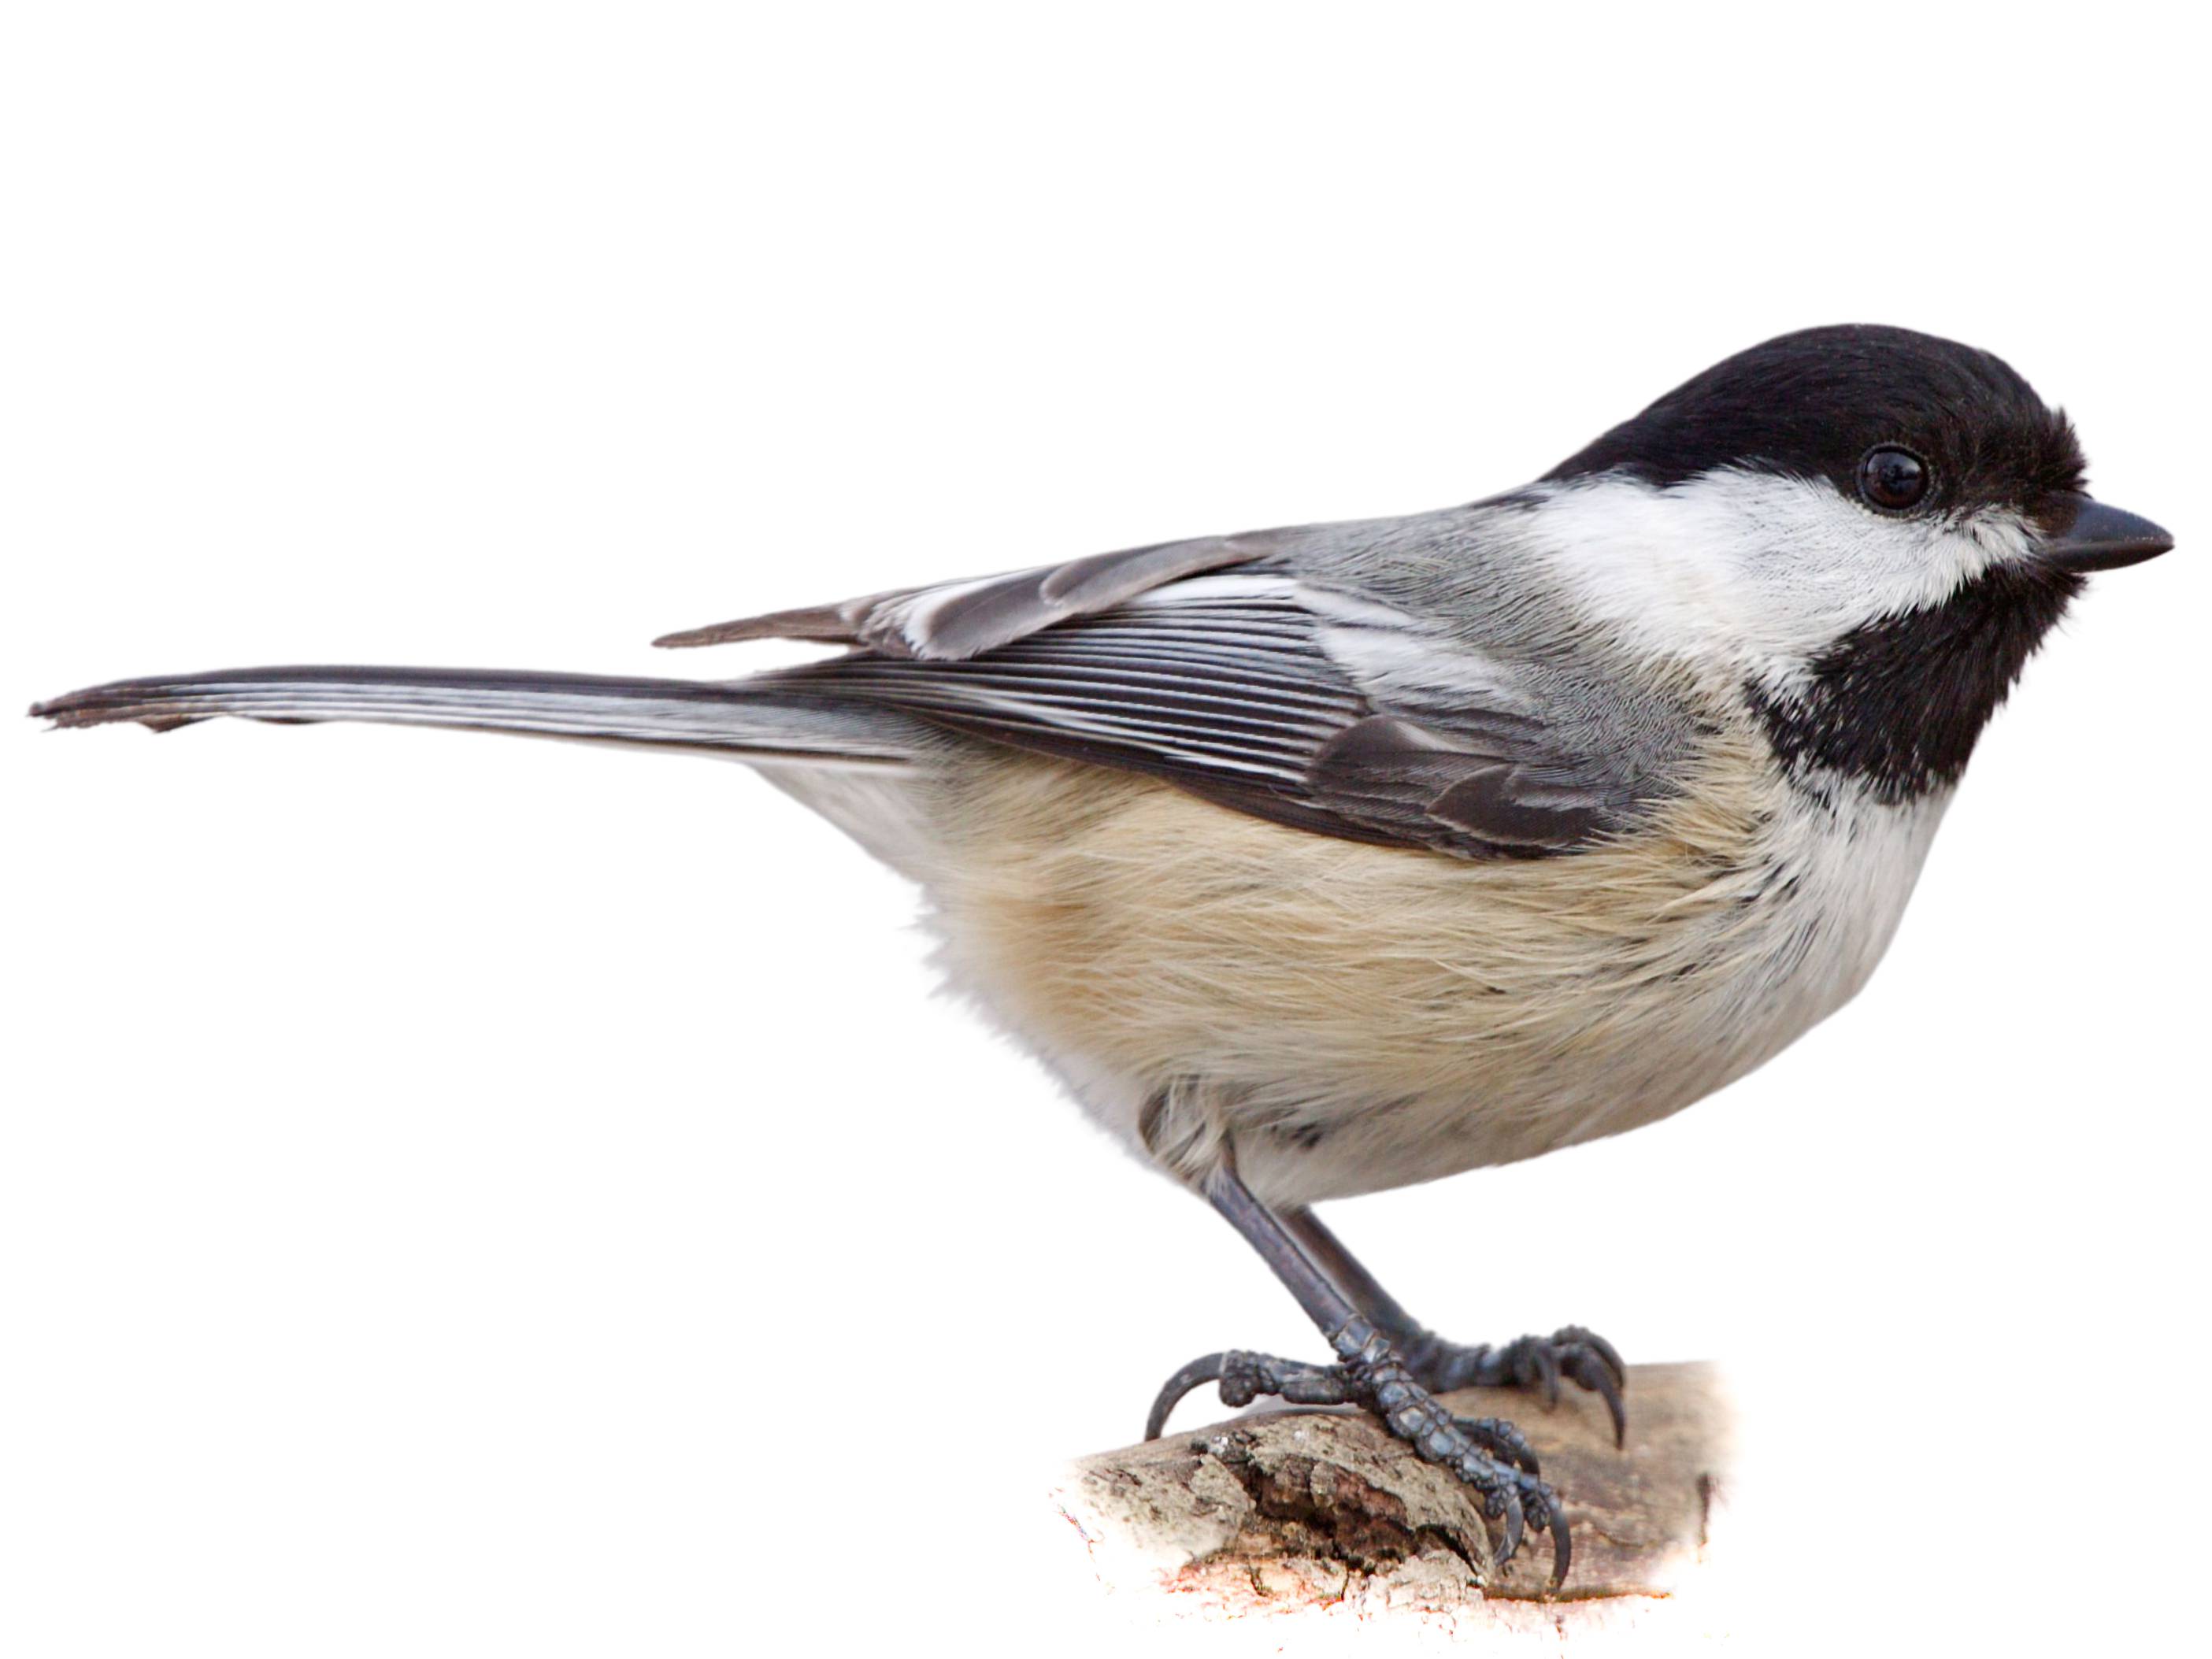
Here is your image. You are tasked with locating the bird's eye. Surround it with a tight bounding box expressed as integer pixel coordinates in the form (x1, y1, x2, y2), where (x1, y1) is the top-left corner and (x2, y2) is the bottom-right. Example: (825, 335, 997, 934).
(1858, 445, 1929, 512)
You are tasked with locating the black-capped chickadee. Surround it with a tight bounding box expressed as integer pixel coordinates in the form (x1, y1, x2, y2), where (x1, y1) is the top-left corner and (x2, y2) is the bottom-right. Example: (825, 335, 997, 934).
(32, 324, 2174, 1585)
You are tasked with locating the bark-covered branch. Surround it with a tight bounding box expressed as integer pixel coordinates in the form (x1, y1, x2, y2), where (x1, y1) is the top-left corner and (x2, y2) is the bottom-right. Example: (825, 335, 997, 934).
(1050, 1361, 1728, 1629)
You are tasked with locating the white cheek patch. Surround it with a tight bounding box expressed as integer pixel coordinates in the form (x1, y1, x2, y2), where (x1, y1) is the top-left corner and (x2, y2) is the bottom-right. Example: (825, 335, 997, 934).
(1528, 471, 2020, 678)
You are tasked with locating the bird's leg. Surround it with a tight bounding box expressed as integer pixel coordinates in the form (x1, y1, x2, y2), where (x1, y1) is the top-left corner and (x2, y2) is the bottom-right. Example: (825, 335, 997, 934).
(1144, 1159, 1571, 1585)
(1280, 1205, 1627, 1448)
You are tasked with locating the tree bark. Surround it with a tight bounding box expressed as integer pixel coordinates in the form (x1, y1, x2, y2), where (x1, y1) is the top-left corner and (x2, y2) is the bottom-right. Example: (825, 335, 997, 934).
(1050, 1360, 1728, 1628)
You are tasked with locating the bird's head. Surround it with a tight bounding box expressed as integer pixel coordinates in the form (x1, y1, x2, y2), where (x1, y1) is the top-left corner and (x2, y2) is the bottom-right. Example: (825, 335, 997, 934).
(1528, 324, 2173, 800)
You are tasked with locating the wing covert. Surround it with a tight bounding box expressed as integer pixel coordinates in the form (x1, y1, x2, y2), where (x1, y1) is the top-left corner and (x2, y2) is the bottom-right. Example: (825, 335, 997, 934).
(658, 511, 1687, 857)
(748, 569, 1658, 857)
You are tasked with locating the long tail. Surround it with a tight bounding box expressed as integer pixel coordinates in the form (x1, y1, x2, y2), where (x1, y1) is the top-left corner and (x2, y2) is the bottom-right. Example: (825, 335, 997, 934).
(28, 665, 928, 762)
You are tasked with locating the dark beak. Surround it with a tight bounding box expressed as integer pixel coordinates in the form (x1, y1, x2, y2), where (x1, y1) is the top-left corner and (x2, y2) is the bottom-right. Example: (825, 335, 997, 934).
(2042, 494, 2175, 573)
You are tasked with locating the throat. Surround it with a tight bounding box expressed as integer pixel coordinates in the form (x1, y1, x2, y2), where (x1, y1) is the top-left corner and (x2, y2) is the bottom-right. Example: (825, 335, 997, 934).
(1748, 561, 2081, 802)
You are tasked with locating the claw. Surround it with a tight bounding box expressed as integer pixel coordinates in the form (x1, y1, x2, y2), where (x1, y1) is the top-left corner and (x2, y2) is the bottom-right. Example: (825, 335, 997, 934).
(1145, 1352, 1230, 1440)
(1560, 1324, 1627, 1391)
(1546, 1502, 1572, 1590)
(1493, 1482, 1525, 1566)
(1510, 1477, 1572, 1591)
(1577, 1352, 1628, 1449)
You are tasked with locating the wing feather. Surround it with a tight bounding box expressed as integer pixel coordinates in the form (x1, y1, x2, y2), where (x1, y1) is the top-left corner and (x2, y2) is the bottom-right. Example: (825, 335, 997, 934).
(656, 513, 1680, 857)
(747, 576, 1647, 855)
(653, 530, 1289, 659)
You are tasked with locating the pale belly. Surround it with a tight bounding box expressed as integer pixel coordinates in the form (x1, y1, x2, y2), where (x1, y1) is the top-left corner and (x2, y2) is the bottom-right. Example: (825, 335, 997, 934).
(773, 746, 1949, 1209)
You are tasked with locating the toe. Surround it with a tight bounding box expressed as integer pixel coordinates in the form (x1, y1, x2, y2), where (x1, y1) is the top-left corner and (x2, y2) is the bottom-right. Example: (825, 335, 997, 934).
(1455, 1413, 1542, 1476)
(1526, 1339, 1563, 1407)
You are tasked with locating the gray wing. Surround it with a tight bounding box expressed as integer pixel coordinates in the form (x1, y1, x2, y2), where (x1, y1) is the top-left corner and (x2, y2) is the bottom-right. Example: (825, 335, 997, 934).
(672, 521, 1688, 857)
(654, 529, 1292, 659)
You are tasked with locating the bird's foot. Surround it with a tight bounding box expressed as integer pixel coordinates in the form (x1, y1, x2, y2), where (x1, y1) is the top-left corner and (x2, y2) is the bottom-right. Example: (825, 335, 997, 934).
(1145, 1317, 1569, 1584)
(1395, 1323, 1628, 1448)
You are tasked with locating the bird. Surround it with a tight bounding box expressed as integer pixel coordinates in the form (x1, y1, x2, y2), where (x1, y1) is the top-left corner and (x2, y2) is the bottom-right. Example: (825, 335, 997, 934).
(31, 324, 2174, 1587)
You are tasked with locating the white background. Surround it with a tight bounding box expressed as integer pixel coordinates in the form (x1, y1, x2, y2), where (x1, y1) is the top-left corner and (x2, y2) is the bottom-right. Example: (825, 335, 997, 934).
(4, 5, 2203, 1653)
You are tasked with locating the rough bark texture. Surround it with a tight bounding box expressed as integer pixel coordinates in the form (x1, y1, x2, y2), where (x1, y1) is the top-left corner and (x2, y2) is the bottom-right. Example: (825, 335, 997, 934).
(1051, 1360, 1727, 1631)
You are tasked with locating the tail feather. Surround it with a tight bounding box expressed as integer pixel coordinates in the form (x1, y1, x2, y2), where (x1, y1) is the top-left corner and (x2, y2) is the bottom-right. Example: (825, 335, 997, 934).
(29, 665, 928, 763)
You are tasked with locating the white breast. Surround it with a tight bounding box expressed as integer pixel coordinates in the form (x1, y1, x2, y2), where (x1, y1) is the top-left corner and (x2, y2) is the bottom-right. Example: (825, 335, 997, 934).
(771, 744, 1951, 1209)
(1513, 780, 1948, 1162)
